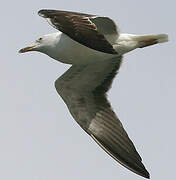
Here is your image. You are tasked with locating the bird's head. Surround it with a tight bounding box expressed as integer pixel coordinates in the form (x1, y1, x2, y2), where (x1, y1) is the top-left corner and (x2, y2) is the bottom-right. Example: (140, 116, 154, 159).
(19, 33, 59, 54)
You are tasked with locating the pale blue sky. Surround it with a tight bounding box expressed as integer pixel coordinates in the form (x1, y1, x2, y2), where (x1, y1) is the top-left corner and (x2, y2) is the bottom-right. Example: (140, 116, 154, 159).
(1, 1, 175, 180)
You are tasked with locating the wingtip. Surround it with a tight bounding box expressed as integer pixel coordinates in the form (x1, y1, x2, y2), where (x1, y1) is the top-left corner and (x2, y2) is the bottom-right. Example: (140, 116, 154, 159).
(142, 170, 150, 179)
(38, 9, 53, 17)
(91, 134, 150, 179)
(128, 165, 150, 179)
(127, 162, 150, 179)
(135, 163, 150, 179)
(38, 9, 46, 17)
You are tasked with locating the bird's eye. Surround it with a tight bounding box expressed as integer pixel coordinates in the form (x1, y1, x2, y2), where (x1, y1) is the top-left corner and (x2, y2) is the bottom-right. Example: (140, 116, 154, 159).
(36, 37, 43, 43)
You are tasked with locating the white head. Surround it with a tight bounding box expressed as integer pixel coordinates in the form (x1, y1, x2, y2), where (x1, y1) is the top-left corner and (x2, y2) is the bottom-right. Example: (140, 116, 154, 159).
(19, 33, 60, 55)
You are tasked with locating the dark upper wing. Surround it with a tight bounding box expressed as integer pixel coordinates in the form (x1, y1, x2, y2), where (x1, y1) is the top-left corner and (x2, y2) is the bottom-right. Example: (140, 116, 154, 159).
(54, 57, 150, 179)
(38, 9, 118, 54)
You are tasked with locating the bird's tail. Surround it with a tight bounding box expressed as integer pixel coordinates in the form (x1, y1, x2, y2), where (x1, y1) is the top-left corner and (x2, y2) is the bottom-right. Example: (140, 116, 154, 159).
(135, 34, 168, 48)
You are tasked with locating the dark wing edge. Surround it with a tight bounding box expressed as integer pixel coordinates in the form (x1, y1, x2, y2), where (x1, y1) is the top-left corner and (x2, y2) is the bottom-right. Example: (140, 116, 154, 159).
(54, 57, 149, 178)
(91, 134, 150, 178)
(89, 106, 150, 179)
(38, 9, 118, 54)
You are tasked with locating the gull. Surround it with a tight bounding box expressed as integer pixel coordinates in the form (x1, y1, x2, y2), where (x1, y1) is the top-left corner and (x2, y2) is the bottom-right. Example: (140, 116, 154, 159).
(19, 9, 168, 179)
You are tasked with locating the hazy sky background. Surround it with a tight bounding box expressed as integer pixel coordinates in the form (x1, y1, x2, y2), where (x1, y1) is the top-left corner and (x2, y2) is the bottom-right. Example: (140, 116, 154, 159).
(1, 1, 175, 180)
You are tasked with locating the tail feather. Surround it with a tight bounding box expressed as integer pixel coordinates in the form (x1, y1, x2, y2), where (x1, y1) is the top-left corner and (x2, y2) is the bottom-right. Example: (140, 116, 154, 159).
(135, 34, 168, 48)
(156, 34, 169, 43)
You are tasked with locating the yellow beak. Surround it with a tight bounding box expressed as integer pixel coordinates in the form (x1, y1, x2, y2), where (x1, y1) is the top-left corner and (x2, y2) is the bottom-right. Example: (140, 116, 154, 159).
(18, 45, 37, 53)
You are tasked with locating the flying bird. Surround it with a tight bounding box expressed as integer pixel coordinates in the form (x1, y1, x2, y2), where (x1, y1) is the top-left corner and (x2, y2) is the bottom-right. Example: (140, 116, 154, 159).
(19, 10, 168, 179)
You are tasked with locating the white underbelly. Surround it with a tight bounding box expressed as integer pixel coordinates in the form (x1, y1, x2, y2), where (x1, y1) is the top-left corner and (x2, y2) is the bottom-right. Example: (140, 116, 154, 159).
(51, 33, 118, 64)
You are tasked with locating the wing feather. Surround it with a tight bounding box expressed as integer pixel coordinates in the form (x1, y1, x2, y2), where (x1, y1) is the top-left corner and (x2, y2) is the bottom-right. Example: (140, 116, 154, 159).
(38, 9, 118, 54)
(55, 57, 150, 178)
